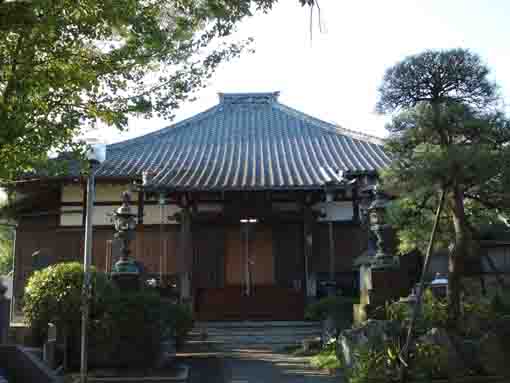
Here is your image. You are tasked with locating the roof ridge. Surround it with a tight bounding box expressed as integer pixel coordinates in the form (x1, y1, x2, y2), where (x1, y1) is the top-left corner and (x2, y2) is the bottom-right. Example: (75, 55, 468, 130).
(218, 91, 280, 104)
(274, 102, 385, 145)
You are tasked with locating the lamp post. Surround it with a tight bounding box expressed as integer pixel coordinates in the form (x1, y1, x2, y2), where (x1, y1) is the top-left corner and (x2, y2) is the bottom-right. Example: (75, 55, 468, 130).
(80, 142, 106, 383)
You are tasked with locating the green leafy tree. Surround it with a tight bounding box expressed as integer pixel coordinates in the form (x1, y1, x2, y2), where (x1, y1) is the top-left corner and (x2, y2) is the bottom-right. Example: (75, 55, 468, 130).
(377, 49, 510, 327)
(0, 0, 317, 182)
(0, 225, 13, 275)
(0, 192, 14, 274)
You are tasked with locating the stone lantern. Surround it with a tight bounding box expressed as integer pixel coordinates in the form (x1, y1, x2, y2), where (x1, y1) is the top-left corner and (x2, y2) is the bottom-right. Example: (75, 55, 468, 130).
(111, 192, 143, 289)
(367, 187, 399, 270)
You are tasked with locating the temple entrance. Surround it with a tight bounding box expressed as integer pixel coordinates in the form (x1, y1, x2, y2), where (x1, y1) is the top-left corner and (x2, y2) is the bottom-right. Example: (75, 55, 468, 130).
(224, 222, 274, 290)
(195, 222, 305, 321)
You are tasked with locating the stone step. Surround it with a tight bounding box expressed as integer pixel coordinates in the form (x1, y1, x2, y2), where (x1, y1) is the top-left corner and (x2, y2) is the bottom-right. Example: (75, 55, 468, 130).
(188, 321, 322, 352)
(189, 328, 321, 337)
(194, 321, 320, 328)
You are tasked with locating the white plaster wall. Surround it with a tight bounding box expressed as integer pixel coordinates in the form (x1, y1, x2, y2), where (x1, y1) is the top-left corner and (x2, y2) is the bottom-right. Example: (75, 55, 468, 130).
(60, 206, 83, 226)
(143, 204, 181, 225)
(61, 184, 138, 203)
(96, 184, 138, 202)
(61, 184, 83, 203)
(60, 205, 137, 226)
(314, 201, 354, 222)
(60, 203, 184, 226)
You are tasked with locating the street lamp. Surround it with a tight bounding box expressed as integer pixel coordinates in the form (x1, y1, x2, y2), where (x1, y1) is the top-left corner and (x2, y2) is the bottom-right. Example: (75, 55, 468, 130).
(80, 141, 106, 383)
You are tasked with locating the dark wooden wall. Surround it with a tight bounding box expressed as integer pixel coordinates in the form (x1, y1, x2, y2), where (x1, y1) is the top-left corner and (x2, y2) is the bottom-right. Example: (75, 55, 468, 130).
(311, 222, 368, 273)
(273, 223, 304, 288)
(13, 215, 181, 312)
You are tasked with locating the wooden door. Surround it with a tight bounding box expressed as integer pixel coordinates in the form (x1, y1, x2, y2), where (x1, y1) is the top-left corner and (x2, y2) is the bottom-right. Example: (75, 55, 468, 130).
(193, 225, 225, 288)
(224, 224, 274, 287)
(225, 225, 243, 285)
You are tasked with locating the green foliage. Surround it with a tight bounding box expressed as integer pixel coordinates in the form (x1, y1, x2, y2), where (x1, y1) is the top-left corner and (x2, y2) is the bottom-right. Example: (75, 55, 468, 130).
(23, 262, 194, 368)
(0, 0, 314, 181)
(305, 296, 357, 330)
(0, 225, 13, 275)
(344, 331, 448, 382)
(421, 289, 448, 330)
(346, 343, 397, 383)
(90, 289, 164, 367)
(378, 49, 510, 324)
(377, 49, 497, 113)
(386, 290, 448, 334)
(491, 292, 510, 316)
(23, 262, 107, 333)
(161, 302, 193, 344)
(310, 342, 342, 370)
(410, 342, 447, 380)
(385, 300, 412, 324)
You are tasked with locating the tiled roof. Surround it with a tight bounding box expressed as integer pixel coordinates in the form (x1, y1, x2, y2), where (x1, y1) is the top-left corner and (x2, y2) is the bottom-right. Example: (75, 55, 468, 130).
(97, 92, 391, 190)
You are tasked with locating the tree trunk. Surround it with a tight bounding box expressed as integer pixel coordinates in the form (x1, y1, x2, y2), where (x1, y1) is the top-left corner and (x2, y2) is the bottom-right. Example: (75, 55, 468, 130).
(448, 185, 469, 329)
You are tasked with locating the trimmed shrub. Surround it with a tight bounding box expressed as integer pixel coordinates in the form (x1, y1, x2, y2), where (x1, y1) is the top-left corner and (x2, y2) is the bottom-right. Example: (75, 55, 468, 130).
(23, 262, 109, 339)
(23, 262, 194, 369)
(305, 295, 358, 331)
(160, 302, 193, 347)
(89, 289, 164, 368)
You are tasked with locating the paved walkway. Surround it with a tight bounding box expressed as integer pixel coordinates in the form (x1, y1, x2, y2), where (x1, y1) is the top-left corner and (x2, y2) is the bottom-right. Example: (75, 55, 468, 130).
(179, 348, 342, 383)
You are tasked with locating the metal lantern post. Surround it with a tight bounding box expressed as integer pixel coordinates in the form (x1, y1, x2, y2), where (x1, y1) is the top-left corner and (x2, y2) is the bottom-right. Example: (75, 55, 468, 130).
(80, 142, 106, 383)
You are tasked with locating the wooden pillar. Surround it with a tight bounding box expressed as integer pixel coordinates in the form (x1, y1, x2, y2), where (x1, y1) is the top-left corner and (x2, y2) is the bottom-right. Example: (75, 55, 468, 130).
(137, 190, 145, 224)
(135, 224, 144, 267)
(352, 180, 360, 224)
(177, 195, 193, 303)
(303, 203, 316, 298)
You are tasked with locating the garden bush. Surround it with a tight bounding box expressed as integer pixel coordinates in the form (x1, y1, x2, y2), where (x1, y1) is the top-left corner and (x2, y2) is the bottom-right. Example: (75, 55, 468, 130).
(23, 262, 109, 338)
(90, 289, 164, 368)
(385, 289, 448, 335)
(305, 295, 358, 330)
(160, 302, 193, 347)
(23, 262, 194, 369)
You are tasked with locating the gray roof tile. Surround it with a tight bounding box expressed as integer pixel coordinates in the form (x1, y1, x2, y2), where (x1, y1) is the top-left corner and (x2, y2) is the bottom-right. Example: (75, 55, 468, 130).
(98, 92, 390, 190)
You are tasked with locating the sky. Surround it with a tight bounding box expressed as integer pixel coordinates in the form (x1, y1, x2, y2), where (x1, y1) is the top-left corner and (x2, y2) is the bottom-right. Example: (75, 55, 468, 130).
(100, 0, 510, 143)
